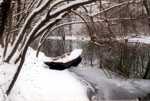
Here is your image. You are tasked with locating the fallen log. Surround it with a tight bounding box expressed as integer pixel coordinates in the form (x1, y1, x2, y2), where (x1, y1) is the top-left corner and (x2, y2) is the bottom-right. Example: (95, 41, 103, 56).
(44, 49, 82, 70)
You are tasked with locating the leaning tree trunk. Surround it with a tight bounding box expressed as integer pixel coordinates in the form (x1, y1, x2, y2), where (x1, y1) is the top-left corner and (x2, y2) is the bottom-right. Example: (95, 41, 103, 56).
(5, 0, 98, 95)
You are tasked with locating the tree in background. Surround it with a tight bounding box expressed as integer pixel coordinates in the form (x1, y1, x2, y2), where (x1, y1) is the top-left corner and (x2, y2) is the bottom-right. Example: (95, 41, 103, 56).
(0, 0, 11, 47)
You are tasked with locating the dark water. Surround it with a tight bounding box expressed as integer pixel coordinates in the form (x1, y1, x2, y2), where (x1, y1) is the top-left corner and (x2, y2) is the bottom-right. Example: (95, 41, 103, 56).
(32, 38, 150, 79)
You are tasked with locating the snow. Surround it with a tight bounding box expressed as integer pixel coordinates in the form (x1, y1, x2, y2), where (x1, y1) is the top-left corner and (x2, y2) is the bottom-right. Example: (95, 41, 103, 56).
(0, 63, 17, 91)
(0, 0, 3, 4)
(9, 67, 88, 101)
(116, 35, 150, 44)
(0, 47, 88, 101)
(50, 0, 94, 16)
(71, 67, 150, 100)
(47, 35, 150, 44)
(128, 35, 150, 44)
(53, 49, 82, 63)
(1, 45, 150, 101)
(8, 48, 89, 101)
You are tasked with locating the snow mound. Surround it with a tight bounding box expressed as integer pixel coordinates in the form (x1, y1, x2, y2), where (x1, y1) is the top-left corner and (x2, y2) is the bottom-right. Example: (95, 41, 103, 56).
(8, 48, 89, 101)
(52, 49, 82, 63)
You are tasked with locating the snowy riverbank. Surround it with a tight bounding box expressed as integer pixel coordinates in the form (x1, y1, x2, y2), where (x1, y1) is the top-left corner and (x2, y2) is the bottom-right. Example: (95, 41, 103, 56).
(1, 40, 150, 101)
(0, 47, 89, 101)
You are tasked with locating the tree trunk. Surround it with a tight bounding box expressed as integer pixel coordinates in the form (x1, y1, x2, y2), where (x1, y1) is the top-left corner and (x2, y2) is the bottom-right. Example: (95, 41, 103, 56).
(143, 0, 150, 27)
(0, 0, 11, 46)
(143, 56, 150, 79)
(6, 44, 28, 95)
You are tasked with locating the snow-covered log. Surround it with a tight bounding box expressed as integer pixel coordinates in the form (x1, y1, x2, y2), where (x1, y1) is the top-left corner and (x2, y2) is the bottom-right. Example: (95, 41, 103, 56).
(44, 49, 82, 70)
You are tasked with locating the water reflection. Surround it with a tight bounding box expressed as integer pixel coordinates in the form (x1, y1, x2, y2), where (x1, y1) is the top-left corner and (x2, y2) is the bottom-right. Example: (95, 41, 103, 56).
(32, 39, 150, 79)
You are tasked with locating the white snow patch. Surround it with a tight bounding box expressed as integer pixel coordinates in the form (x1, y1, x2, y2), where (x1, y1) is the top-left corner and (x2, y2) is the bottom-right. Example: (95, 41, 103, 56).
(8, 48, 89, 101)
(53, 49, 82, 63)
(0, 0, 3, 4)
(128, 35, 150, 44)
(0, 46, 18, 91)
(0, 63, 17, 91)
(1, 45, 150, 101)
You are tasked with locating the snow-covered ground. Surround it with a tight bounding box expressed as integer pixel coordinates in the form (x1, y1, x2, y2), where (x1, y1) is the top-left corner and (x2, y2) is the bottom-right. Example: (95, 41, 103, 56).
(0, 0, 3, 4)
(128, 35, 150, 44)
(0, 47, 89, 101)
(71, 67, 150, 100)
(0, 41, 150, 101)
(9, 65, 88, 101)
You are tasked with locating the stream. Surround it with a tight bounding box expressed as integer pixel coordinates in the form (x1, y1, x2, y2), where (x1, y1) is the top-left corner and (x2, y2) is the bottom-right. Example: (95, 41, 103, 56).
(31, 36, 150, 100)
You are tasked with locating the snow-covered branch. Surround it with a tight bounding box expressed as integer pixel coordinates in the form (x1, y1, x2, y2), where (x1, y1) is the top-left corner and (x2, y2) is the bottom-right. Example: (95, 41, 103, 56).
(5, 0, 97, 62)
(49, 0, 65, 13)
(34, 13, 67, 40)
(5, 0, 53, 62)
(36, 21, 87, 56)
(49, 0, 96, 18)
(5, 0, 98, 95)
(91, 0, 142, 17)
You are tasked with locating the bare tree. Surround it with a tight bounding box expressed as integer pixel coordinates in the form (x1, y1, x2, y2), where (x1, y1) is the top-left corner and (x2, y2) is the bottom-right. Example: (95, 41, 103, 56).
(5, 0, 97, 95)
(4, 0, 148, 95)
